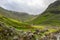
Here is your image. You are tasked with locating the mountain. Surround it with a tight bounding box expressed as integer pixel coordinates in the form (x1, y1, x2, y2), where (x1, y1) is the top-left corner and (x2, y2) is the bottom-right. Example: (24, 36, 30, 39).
(31, 0, 60, 26)
(0, 7, 35, 22)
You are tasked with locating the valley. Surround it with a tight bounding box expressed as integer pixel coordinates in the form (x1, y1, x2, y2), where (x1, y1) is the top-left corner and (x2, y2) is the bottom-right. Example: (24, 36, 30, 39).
(0, 0, 60, 40)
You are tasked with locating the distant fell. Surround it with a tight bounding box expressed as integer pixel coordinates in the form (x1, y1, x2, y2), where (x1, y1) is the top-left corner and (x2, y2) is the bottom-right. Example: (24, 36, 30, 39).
(31, 0, 60, 26)
(0, 7, 35, 22)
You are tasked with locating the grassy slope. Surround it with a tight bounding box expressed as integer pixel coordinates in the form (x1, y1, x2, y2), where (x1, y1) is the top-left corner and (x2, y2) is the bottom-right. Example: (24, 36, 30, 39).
(30, 1, 60, 26)
(0, 15, 35, 31)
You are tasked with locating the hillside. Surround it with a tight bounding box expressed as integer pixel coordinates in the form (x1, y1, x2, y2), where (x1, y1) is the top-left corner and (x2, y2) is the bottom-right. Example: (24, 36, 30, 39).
(0, 7, 35, 22)
(0, 15, 35, 30)
(31, 0, 60, 26)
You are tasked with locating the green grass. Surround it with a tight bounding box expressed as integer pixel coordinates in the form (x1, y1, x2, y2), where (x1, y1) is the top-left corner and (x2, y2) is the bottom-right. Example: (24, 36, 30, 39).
(32, 25, 45, 30)
(0, 15, 35, 31)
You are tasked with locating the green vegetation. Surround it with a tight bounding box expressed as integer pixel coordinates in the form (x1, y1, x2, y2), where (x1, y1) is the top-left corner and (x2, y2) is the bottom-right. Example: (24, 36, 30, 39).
(0, 15, 35, 31)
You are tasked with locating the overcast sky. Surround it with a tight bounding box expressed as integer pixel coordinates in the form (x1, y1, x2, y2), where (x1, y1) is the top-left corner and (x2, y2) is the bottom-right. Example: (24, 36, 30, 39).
(0, 0, 56, 15)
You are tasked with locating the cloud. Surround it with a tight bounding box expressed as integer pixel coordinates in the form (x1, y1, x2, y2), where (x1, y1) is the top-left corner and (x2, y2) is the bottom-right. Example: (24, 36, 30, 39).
(0, 0, 56, 15)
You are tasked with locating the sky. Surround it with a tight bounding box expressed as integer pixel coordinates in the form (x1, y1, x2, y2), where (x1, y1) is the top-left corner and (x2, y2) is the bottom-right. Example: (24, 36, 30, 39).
(0, 0, 56, 15)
